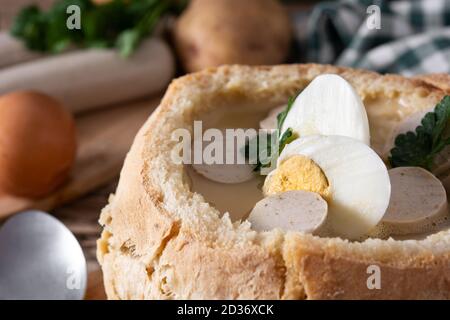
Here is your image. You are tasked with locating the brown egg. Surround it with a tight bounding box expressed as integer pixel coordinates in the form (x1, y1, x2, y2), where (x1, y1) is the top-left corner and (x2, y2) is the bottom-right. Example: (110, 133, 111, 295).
(0, 91, 76, 198)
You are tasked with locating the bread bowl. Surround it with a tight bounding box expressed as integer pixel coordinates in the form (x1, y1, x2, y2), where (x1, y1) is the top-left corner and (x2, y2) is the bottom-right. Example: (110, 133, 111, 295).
(97, 64, 450, 299)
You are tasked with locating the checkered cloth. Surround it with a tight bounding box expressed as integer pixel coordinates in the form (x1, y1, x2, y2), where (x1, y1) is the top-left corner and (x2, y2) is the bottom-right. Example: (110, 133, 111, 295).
(294, 0, 450, 76)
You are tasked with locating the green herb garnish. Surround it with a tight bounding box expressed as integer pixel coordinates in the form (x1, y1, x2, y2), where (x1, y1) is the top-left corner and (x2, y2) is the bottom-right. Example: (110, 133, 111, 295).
(10, 0, 186, 57)
(245, 96, 298, 172)
(389, 95, 450, 170)
(244, 131, 274, 172)
(279, 128, 297, 151)
(276, 96, 295, 135)
(246, 128, 297, 172)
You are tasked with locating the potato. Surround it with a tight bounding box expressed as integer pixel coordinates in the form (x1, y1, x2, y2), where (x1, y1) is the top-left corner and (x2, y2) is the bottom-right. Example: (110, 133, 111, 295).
(174, 0, 292, 72)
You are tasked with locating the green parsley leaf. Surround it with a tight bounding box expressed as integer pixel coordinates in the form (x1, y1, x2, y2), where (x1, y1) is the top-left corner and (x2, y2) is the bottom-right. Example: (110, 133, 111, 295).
(244, 95, 299, 173)
(10, 5, 48, 51)
(276, 96, 295, 135)
(389, 95, 450, 170)
(116, 29, 140, 57)
(279, 128, 297, 152)
(244, 131, 274, 172)
(10, 0, 186, 56)
(244, 128, 297, 172)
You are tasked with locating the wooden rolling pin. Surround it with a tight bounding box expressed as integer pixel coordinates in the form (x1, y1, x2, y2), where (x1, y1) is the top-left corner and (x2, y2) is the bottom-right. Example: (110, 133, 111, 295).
(0, 37, 175, 113)
(0, 33, 42, 69)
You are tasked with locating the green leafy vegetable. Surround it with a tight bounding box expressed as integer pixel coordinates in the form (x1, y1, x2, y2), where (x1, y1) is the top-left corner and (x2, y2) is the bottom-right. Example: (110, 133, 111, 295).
(389, 95, 450, 170)
(276, 96, 295, 134)
(245, 128, 297, 172)
(11, 0, 186, 57)
(244, 131, 274, 172)
(10, 5, 51, 52)
(245, 95, 299, 172)
(279, 128, 297, 151)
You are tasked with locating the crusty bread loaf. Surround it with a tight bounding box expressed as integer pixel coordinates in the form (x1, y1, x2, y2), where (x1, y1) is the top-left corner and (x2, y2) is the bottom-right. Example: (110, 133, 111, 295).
(415, 73, 450, 93)
(97, 64, 450, 300)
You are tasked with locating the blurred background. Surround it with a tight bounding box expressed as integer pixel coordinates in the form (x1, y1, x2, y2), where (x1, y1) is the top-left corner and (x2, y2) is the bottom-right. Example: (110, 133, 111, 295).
(0, 0, 449, 299)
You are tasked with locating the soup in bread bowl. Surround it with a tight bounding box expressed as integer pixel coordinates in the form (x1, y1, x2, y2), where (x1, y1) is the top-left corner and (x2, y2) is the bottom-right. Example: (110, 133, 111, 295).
(97, 64, 450, 300)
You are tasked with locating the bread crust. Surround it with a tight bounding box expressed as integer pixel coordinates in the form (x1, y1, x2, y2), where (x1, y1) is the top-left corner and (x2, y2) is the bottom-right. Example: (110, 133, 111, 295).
(97, 64, 450, 300)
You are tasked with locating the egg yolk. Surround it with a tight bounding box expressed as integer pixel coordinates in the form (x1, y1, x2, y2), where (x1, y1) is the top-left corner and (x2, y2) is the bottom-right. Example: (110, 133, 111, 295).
(263, 155, 330, 199)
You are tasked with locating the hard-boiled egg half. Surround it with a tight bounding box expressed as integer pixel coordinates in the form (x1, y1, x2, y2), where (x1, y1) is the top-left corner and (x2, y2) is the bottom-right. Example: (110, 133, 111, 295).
(249, 74, 391, 240)
(262, 135, 391, 239)
(281, 74, 370, 145)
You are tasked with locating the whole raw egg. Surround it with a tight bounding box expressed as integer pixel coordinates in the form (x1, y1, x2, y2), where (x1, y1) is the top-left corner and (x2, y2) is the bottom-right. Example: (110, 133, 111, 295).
(0, 91, 76, 198)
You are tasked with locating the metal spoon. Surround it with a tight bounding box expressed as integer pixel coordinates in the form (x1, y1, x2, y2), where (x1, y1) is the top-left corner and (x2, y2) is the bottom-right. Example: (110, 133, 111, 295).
(0, 210, 87, 300)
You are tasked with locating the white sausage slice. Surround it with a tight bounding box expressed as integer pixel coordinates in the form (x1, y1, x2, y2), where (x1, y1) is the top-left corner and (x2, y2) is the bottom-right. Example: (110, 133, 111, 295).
(259, 105, 286, 130)
(248, 190, 328, 234)
(192, 162, 255, 184)
(431, 146, 450, 196)
(379, 167, 448, 236)
(192, 130, 255, 184)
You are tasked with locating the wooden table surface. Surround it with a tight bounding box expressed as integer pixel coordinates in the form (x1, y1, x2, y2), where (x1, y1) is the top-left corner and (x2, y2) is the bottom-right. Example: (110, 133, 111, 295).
(0, 0, 107, 290)
(0, 0, 313, 299)
(54, 182, 115, 273)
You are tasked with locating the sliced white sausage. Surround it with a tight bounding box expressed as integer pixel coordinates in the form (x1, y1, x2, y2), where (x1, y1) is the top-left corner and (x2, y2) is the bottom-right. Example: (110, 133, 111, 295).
(192, 162, 255, 184)
(192, 129, 255, 184)
(259, 105, 286, 130)
(0, 38, 174, 114)
(431, 146, 450, 197)
(440, 174, 450, 198)
(248, 190, 328, 234)
(378, 167, 448, 236)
